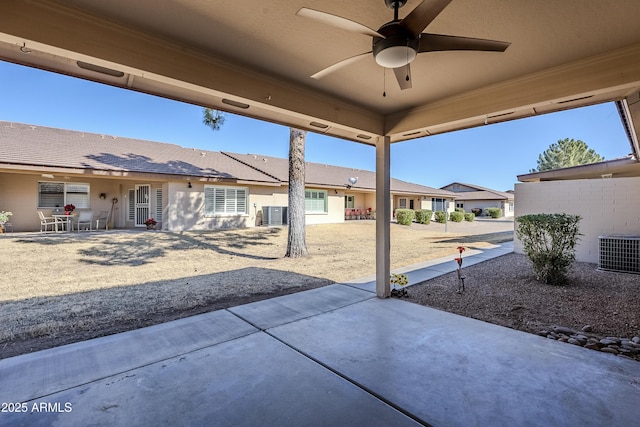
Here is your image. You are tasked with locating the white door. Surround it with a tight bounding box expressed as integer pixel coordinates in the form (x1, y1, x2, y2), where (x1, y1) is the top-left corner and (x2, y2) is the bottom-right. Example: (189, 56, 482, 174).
(135, 184, 150, 227)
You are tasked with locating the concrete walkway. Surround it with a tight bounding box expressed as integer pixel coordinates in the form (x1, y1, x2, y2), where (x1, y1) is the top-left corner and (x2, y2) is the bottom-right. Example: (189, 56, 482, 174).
(2, 241, 639, 426)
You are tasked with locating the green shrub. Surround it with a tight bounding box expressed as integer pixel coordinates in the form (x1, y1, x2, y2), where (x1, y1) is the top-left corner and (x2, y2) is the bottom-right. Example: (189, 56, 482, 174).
(471, 208, 482, 216)
(464, 213, 475, 222)
(486, 207, 502, 218)
(415, 209, 432, 224)
(395, 209, 415, 225)
(434, 211, 447, 223)
(449, 211, 463, 222)
(516, 213, 582, 285)
(455, 207, 465, 213)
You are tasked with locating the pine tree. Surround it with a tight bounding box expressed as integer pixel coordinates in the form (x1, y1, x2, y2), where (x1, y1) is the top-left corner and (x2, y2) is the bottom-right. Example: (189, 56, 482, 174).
(530, 138, 604, 172)
(285, 128, 308, 258)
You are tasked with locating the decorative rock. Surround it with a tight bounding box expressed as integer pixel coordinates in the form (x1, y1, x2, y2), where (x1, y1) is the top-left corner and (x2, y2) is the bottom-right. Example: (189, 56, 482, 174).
(632, 336, 640, 344)
(600, 339, 617, 346)
(568, 338, 581, 346)
(600, 347, 619, 355)
(582, 325, 593, 332)
(585, 343, 600, 350)
(553, 326, 575, 335)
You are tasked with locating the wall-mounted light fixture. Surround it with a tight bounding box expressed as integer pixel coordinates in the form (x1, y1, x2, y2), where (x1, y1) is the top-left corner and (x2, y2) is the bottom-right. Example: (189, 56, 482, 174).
(334, 189, 338, 194)
(99, 193, 106, 199)
(345, 177, 358, 189)
(188, 182, 193, 188)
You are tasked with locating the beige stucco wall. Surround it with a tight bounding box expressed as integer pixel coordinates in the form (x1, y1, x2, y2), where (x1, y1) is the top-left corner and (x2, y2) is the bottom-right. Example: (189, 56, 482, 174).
(0, 172, 122, 232)
(514, 178, 640, 264)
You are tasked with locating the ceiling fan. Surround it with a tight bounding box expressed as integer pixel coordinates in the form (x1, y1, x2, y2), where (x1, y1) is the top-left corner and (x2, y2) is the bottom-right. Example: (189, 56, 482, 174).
(296, 0, 511, 90)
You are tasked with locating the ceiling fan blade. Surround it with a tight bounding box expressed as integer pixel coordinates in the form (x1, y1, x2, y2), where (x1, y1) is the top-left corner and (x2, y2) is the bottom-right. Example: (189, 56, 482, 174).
(393, 65, 412, 90)
(296, 8, 384, 38)
(311, 52, 372, 80)
(400, 0, 452, 38)
(418, 34, 511, 52)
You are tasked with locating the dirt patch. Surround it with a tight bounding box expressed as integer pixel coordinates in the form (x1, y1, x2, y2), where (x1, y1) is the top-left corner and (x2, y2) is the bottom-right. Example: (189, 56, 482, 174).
(0, 219, 513, 359)
(406, 252, 640, 361)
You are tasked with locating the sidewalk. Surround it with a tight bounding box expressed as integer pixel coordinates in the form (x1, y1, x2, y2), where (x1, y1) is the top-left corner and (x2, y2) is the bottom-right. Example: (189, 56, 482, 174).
(2, 240, 639, 426)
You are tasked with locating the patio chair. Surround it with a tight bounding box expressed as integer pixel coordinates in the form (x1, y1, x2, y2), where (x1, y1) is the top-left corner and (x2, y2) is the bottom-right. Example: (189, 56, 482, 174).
(94, 210, 109, 231)
(37, 211, 59, 233)
(74, 210, 94, 232)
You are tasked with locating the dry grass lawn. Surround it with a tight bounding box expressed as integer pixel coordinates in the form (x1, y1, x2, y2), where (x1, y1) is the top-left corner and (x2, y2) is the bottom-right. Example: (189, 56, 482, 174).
(0, 219, 512, 358)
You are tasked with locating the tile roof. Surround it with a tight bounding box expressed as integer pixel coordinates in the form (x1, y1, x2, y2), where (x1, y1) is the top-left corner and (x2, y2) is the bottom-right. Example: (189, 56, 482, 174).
(0, 121, 278, 183)
(223, 152, 456, 197)
(0, 120, 456, 197)
(441, 182, 514, 201)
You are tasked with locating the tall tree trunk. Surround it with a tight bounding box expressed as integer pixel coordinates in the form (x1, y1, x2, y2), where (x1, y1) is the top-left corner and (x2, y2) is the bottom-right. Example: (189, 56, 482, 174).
(285, 128, 308, 258)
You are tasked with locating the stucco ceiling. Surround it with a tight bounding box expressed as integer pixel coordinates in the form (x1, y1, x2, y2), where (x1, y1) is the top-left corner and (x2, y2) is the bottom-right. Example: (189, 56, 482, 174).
(1, 0, 640, 144)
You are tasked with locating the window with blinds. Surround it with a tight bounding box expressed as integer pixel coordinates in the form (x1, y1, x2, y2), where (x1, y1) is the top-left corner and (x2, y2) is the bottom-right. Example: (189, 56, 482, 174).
(204, 186, 248, 215)
(38, 182, 90, 208)
(155, 188, 163, 221)
(305, 190, 327, 213)
(128, 189, 135, 221)
(432, 198, 446, 212)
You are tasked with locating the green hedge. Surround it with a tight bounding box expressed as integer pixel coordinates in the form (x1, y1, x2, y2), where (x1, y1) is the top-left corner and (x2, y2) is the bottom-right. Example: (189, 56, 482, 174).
(434, 211, 447, 223)
(395, 209, 415, 225)
(449, 211, 463, 222)
(486, 207, 502, 218)
(455, 207, 465, 213)
(415, 209, 432, 224)
(516, 213, 581, 285)
(464, 213, 475, 222)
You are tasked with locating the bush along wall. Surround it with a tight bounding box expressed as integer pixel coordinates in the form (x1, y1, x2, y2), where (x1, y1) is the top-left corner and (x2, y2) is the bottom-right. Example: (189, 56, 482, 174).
(415, 209, 432, 224)
(434, 211, 447, 223)
(464, 213, 475, 222)
(449, 211, 464, 222)
(486, 207, 502, 218)
(395, 209, 415, 225)
(515, 213, 582, 285)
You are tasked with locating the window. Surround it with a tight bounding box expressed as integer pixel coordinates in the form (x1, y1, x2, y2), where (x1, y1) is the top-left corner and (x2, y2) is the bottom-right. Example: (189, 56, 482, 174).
(204, 186, 248, 215)
(399, 198, 407, 209)
(456, 202, 464, 209)
(305, 189, 327, 213)
(345, 195, 355, 209)
(127, 189, 135, 221)
(38, 182, 90, 209)
(155, 188, 163, 221)
(432, 198, 446, 212)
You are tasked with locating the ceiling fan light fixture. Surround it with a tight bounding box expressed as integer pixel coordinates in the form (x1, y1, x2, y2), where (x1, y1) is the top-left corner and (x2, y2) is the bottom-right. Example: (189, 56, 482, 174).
(375, 45, 416, 68)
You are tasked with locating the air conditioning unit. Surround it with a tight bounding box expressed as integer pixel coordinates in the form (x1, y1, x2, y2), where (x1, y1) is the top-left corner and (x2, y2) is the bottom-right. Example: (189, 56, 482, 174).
(598, 235, 640, 274)
(262, 206, 288, 226)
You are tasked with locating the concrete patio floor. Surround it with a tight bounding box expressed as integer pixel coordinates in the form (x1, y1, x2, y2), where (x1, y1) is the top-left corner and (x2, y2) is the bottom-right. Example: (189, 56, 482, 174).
(1, 241, 639, 426)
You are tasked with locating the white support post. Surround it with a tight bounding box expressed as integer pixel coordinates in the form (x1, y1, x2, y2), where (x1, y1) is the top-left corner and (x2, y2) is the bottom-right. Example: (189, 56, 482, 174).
(376, 136, 391, 298)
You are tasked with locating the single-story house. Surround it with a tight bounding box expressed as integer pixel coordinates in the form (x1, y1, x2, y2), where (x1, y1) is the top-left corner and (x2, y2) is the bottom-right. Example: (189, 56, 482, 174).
(440, 182, 515, 217)
(0, 121, 456, 232)
(515, 100, 640, 265)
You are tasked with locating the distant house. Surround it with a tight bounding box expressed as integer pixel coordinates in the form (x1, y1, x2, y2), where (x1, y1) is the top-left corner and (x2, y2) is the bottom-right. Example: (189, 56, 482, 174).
(0, 121, 456, 232)
(440, 182, 515, 217)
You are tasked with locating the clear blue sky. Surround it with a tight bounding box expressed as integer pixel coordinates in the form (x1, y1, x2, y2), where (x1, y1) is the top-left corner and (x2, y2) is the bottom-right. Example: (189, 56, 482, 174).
(0, 61, 631, 191)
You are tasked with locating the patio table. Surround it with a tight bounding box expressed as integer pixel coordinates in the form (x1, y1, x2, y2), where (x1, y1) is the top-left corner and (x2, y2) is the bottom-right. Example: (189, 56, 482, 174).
(52, 214, 74, 232)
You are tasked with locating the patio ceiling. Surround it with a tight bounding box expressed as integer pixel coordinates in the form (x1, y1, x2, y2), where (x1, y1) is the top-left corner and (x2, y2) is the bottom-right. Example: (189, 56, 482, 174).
(1, 0, 640, 145)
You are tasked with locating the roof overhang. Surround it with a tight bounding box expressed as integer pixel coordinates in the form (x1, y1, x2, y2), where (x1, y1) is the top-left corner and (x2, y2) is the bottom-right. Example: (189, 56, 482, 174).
(1, 1, 640, 145)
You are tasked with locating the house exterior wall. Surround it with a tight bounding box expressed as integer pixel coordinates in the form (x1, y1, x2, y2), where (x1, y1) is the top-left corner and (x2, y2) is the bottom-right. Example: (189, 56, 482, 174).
(458, 200, 515, 217)
(514, 177, 640, 263)
(0, 172, 121, 232)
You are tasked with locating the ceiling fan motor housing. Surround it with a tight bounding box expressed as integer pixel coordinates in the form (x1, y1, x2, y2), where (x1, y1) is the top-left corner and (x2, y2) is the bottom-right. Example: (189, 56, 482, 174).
(373, 22, 420, 68)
